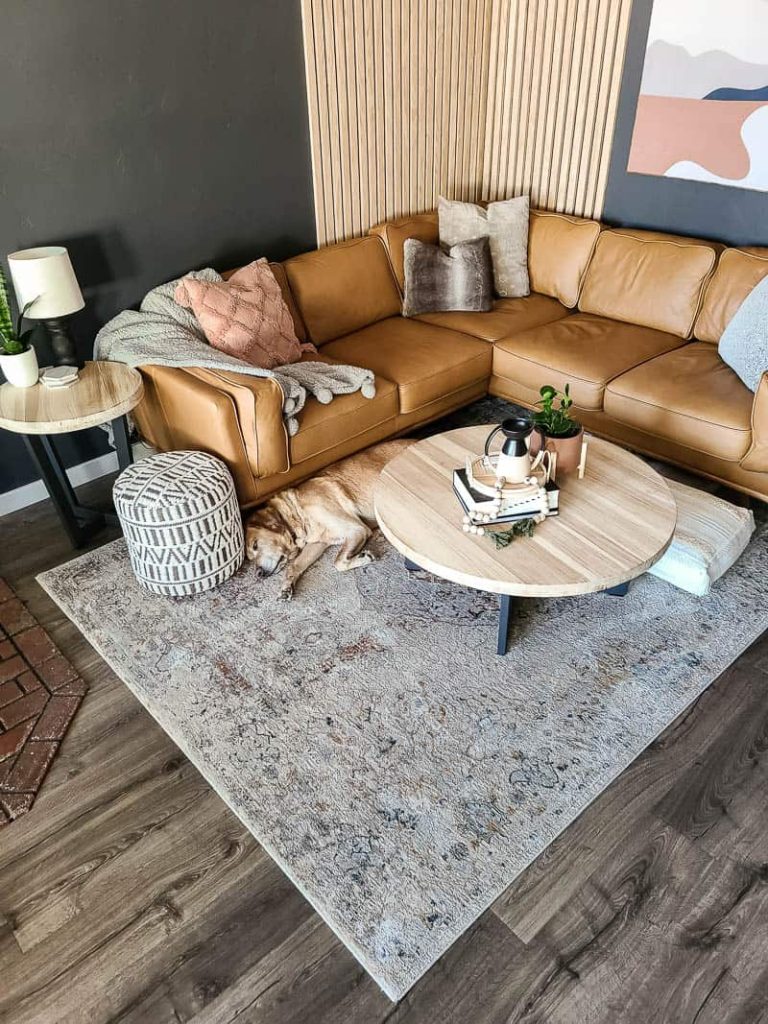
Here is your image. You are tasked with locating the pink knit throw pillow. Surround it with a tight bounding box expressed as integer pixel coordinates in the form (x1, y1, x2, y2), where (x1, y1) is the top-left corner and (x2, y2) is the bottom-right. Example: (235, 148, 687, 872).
(175, 260, 315, 369)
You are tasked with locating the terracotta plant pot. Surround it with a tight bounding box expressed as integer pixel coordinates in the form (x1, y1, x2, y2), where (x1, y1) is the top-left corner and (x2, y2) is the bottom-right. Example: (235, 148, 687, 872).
(529, 425, 584, 476)
(0, 346, 39, 388)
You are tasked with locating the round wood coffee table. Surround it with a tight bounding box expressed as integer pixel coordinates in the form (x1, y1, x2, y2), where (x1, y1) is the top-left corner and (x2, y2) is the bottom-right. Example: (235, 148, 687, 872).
(374, 425, 677, 655)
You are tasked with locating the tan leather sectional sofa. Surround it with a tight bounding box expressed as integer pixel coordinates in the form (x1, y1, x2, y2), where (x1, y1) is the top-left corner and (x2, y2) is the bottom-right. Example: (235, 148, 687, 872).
(132, 209, 768, 507)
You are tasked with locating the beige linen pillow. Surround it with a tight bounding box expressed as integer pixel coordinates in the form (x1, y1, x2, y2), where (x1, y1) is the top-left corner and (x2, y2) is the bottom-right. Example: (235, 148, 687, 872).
(438, 195, 530, 298)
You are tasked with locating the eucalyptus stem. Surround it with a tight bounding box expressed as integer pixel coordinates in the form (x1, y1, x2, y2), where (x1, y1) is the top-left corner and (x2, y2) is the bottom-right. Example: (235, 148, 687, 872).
(486, 518, 538, 548)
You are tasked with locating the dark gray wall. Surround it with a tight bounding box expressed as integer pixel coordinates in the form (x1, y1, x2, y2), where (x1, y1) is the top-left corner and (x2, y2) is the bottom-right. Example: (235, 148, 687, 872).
(603, 0, 768, 246)
(0, 0, 315, 494)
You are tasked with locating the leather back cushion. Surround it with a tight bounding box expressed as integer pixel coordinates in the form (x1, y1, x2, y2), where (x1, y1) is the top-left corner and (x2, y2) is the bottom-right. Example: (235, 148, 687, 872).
(607, 225, 724, 250)
(284, 236, 401, 345)
(370, 213, 439, 290)
(373, 207, 599, 304)
(695, 248, 768, 343)
(527, 210, 600, 307)
(579, 231, 717, 338)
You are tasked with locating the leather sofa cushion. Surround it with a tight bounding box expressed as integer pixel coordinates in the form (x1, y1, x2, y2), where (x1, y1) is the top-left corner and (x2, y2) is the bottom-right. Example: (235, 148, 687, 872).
(528, 210, 600, 307)
(695, 248, 768, 343)
(370, 212, 439, 290)
(416, 293, 569, 340)
(607, 226, 723, 250)
(604, 343, 753, 462)
(283, 236, 401, 345)
(322, 317, 492, 414)
(492, 313, 686, 411)
(579, 231, 717, 338)
(290, 372, 399, 465)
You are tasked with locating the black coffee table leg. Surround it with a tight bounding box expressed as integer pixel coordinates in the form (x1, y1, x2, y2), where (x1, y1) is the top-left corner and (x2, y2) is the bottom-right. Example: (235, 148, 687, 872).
(405, 557, 514, 656)
(23, 435, 102, 549)
(605, 581, 630, 596)
(497, 594, 513, 656)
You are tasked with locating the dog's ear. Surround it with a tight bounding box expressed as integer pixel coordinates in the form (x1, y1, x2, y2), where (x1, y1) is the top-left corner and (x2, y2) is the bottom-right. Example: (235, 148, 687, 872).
(249, 504, 284, 534)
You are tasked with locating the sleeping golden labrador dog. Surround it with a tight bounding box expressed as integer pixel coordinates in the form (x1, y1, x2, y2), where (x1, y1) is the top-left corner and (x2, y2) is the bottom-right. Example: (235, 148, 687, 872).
(245, 439, 415, 600)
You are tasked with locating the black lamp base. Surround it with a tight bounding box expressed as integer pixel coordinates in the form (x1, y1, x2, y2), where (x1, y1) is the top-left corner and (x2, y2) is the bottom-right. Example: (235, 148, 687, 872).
(43, 317, 82, 369)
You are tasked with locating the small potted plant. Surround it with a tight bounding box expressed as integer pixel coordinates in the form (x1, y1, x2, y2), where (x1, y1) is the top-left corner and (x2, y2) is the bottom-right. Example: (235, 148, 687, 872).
(530, 383, 583, 474)
(0, 268, 39, 388)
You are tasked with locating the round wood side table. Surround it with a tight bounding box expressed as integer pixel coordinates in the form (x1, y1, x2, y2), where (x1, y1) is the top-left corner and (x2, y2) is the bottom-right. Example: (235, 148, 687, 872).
(0, 361, 144, 548)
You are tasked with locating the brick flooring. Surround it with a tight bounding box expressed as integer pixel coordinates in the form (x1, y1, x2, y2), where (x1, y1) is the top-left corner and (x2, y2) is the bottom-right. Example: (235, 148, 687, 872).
(0, 578, 87, 825)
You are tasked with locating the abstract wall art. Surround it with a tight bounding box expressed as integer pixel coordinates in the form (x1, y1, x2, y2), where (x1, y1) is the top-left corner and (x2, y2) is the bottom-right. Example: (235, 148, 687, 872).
(628, 0, 768, 192)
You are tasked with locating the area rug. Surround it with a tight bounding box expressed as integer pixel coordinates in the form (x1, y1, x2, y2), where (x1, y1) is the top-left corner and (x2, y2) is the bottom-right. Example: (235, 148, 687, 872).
(38, 521, 768, 999)
(0, 579, 87, 825)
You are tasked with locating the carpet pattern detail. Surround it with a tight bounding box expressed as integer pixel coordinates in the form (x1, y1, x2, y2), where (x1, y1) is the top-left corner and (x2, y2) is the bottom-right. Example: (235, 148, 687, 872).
(37, 519, 768, 999)
(0, 579, 87, 824)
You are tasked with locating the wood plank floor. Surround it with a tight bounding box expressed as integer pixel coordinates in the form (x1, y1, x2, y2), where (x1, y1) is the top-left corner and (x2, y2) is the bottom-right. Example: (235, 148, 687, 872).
(2, 479, 768, 1024)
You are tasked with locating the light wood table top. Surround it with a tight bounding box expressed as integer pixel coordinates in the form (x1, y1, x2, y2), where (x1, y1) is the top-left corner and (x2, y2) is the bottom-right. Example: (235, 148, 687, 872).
(374, 425, 678, 598)
(0, 361, 144, 435)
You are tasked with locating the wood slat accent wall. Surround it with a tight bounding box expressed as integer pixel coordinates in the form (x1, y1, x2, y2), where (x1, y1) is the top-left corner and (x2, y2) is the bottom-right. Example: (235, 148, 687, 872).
(482, 0, 633, 217)
(301, 0, 632, 246)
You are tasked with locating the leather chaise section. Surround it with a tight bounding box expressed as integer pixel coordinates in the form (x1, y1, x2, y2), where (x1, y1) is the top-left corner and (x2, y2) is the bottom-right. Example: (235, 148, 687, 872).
(604, 343, 753, 462)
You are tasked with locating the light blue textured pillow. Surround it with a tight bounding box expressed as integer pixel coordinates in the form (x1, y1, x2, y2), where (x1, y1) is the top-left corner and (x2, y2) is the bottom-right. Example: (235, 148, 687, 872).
(718, 275, 768, 391)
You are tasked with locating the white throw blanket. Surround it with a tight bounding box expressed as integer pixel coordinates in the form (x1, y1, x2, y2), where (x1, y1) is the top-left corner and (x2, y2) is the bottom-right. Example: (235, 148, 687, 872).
(94, 269, 376, 436)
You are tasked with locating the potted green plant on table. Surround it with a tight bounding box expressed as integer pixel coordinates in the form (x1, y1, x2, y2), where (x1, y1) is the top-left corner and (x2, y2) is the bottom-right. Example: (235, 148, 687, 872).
(0, 268, 39, 388)
(530, 383, 584, 474)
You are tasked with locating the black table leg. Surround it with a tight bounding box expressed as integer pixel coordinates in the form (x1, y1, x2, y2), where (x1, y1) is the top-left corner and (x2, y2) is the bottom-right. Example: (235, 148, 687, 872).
(112, 414, 133, 471)
(23, 435, 102, 549)
(497, 594, 513, 656)
(605, 581, 630, 596)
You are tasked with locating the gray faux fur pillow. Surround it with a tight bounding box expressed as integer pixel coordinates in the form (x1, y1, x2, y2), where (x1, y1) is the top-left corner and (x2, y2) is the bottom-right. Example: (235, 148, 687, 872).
(438, 195, 530, 298)
(402, 237, 493, 317)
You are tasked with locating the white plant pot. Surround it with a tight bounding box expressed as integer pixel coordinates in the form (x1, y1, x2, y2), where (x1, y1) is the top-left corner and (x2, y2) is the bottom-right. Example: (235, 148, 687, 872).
(0, 347, 39, 388)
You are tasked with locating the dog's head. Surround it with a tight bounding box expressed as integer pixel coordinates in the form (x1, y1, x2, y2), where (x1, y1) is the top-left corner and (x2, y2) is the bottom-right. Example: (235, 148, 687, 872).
(245, 504, 298, 576)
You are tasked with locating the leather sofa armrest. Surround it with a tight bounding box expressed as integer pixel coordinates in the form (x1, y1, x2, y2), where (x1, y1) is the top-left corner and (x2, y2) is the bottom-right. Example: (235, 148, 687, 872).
(741, 371, 768, 474)
(132, 365, 259, 505)
(184, 368, 290, 478)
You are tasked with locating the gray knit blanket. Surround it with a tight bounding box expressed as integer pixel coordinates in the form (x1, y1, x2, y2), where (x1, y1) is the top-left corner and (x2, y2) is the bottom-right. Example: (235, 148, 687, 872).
(94, 269, 376, 436)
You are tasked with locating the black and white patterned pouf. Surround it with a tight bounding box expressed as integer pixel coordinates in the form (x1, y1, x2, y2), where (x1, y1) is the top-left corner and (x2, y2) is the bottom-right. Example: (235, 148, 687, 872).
(113, 450, 244, 597)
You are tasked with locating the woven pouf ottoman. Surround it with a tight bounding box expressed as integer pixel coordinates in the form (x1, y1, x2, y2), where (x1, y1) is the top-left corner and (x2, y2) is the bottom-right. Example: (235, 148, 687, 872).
(113, 450, 244, 597)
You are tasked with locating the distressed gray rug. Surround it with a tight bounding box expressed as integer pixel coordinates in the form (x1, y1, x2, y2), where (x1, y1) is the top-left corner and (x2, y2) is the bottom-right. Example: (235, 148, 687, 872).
(38, 519, 768, 999)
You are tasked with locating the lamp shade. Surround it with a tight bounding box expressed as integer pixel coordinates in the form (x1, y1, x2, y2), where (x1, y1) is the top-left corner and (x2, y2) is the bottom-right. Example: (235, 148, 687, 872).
(7, 246, 84, 319)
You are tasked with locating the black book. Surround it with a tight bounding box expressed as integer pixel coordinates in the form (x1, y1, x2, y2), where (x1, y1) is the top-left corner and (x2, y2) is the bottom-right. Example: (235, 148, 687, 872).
(452, 481, 559, 526)
(452, 467, 559, 516)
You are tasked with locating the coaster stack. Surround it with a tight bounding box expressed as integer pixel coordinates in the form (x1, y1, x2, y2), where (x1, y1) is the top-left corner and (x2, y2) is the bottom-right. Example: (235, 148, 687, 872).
(113, 450, 244, 597)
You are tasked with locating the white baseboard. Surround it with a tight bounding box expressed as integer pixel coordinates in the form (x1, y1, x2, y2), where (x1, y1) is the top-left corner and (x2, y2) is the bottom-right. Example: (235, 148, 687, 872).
(0, 441, 153, 518)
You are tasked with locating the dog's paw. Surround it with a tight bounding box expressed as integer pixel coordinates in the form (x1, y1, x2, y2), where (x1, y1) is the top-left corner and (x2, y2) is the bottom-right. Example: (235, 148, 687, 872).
(338, 550, 376, 572)
(278, 582, 294, 601)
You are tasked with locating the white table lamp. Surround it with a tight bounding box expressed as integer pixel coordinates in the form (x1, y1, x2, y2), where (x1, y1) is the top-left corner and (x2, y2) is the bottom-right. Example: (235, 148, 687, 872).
(7, 246, 85, 368)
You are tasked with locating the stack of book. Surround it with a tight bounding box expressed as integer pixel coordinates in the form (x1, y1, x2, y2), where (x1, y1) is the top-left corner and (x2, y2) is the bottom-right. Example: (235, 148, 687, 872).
(452, 465, 559, 526)
(40, 366, 79, 389)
